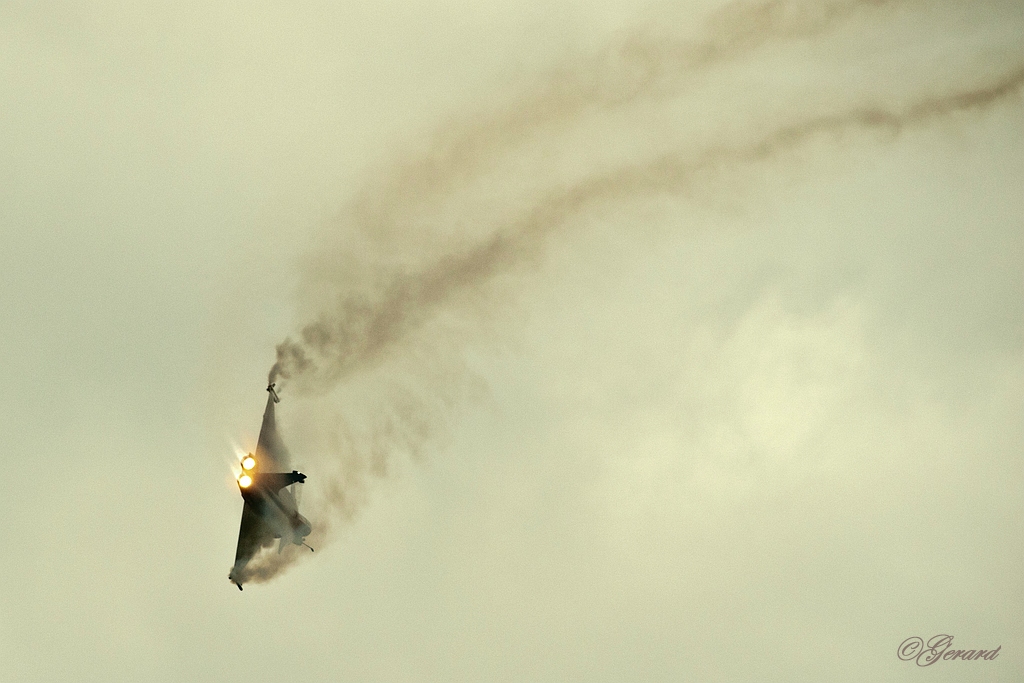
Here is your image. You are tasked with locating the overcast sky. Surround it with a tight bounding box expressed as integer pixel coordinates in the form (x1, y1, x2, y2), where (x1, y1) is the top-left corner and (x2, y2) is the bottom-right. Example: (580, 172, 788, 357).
(1, 1, 1022, 681)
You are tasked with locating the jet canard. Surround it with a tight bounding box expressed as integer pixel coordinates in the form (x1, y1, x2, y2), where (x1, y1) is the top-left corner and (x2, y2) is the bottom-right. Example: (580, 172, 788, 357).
(229, 384, 312, 591)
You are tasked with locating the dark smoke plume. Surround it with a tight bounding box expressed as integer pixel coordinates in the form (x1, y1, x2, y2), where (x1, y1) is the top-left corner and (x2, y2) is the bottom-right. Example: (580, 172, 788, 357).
(253, 0, 1023, 581)
(269, 67, 1024, 390)
(269, 0, 916, 389)
(343, 0, 901, 215)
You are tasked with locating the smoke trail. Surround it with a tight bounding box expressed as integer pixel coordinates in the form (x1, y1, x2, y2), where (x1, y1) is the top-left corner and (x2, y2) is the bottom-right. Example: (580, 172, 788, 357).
(352, 0, 901, 215)
(270, 66, 1024, 390)
(270, 0, 914, 389)
(250, 1, 1022, 581)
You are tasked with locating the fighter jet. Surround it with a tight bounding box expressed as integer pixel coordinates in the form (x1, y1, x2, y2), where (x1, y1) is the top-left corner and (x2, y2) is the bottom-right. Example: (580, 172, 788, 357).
(229, 383, 312, 591)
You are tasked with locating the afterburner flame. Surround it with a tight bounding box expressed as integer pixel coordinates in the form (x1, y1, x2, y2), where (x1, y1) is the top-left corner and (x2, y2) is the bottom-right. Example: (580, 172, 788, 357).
(238, 474, 252, 488)
(241, 456, 256, 471)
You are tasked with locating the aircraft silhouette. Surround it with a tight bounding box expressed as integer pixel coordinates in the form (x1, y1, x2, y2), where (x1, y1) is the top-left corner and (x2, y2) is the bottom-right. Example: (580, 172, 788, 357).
(229, 384, 312, 591)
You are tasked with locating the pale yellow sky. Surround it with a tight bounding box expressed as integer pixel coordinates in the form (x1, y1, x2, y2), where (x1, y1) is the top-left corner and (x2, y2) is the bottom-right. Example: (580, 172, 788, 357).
(1, 1, 1022, 681)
